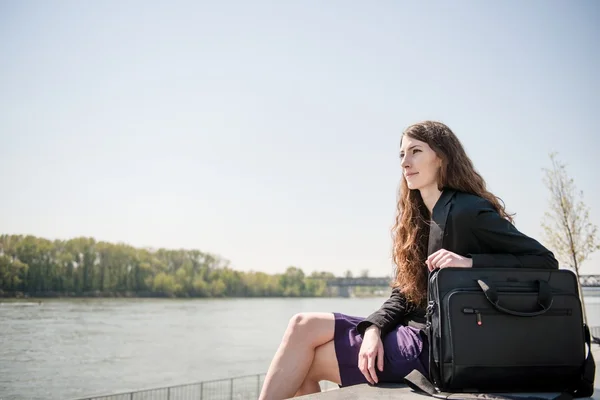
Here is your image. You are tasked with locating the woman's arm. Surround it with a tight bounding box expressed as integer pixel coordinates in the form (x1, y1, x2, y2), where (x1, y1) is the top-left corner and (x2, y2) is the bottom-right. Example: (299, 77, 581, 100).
(468, 200, 559, 269)
(356, 288, 416, 337)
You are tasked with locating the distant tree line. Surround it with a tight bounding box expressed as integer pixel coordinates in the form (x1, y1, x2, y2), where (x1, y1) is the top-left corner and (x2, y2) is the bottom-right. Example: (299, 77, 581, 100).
(0, 234, 338, 298)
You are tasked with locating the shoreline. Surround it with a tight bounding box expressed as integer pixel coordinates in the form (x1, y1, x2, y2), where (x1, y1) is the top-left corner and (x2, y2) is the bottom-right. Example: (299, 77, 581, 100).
(0, 292, 388, 300)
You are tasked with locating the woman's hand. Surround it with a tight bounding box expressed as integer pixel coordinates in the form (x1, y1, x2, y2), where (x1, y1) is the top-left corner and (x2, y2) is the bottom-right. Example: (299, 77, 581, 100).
(426, 249, 473, 271)
(358, 325, 384, 384)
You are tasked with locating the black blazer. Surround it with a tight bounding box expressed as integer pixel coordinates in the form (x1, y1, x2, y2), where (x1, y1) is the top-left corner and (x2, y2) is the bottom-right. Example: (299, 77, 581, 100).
(356, 188, 559, 337)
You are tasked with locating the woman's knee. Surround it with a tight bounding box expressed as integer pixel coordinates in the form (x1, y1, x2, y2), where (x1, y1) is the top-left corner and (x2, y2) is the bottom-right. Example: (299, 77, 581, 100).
(284, 312, 335, 346)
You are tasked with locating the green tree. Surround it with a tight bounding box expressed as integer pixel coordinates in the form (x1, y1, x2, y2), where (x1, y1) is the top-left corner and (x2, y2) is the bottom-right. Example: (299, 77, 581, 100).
(152, 272, 179, 296)
(0, 234, 339, 298)
(210, 279, 227, 297)
(304, 277, 327, 296)
(192, 276, 209, 296)
(279, 266, 305, 296)
(0, 255, 28, 291)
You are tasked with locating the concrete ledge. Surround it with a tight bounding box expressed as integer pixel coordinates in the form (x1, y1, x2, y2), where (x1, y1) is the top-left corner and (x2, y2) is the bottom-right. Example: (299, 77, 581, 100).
(296, 347, 600, 400)
(297, 383, 600, 400)
(296, 382, 425, 400)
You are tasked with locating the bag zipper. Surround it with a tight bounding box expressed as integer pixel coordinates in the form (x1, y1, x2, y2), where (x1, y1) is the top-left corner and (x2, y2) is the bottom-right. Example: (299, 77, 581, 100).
(462, 307, 572, 326)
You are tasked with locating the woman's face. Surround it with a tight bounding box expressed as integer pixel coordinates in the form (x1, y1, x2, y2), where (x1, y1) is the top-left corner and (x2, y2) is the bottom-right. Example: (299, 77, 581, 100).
(400, 136, 442, 191)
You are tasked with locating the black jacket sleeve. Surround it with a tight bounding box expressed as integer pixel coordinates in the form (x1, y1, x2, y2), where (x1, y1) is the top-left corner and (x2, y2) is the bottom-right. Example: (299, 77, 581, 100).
(468, 201, 559, 269)
(356, 288, 417, 337)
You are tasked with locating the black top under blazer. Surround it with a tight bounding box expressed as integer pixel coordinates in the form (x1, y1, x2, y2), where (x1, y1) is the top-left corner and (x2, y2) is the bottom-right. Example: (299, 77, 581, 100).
(356, 188, 559, 337)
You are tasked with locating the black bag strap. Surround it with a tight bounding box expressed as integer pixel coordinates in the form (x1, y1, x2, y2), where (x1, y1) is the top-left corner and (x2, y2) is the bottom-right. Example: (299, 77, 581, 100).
(405, 325, 595, 400)
(404, 369, 574, 400)
(404, 369, 451, 399)
(570, 324, 595, 398)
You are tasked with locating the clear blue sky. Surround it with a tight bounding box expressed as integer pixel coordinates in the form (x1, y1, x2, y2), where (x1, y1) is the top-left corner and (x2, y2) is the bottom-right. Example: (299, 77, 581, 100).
(1, 0, 599, 277)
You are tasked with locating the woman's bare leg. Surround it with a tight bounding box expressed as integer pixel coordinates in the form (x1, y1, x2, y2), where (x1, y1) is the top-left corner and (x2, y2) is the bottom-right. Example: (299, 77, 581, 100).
(259, 312, 340, 400)
(294, 380, 321, 397)
(294, 341, 341, 397)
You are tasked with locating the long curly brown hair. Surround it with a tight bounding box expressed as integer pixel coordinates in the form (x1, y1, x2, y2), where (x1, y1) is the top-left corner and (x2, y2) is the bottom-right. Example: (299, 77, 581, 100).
(391, 121, 513, 306)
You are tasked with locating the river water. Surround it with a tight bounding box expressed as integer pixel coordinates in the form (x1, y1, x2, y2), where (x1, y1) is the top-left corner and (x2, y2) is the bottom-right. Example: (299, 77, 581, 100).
(2, 295, 600, 400)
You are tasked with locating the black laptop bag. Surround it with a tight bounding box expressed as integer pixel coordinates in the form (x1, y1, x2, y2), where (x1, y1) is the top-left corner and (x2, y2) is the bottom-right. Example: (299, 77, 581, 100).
(405, 267, 595, 399)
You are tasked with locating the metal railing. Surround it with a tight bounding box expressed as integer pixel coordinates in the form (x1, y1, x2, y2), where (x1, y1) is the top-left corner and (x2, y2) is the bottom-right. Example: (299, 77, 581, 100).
(591, 326, 600, 342)
(72, 374, 338, 400)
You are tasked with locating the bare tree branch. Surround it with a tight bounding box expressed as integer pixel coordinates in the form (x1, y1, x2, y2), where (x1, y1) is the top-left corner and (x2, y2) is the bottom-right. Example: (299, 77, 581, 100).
(541, 153, 600, 325)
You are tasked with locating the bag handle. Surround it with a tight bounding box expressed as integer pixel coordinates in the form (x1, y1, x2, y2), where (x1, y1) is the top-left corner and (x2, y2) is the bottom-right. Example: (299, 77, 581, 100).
(476, 279, 553, 317)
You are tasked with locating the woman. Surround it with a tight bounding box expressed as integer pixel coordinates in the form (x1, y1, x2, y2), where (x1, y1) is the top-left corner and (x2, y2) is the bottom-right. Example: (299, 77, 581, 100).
(258, 121, 558, 400)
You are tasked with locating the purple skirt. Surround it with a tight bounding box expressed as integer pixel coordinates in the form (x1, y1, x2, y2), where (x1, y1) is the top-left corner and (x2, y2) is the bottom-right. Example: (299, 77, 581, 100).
(333, 312, 429, 387)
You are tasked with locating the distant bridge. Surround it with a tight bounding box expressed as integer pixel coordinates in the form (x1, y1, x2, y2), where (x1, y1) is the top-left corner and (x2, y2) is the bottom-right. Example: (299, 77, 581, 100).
(581, 275, 600, 286)
(325, 277, 392, 287)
